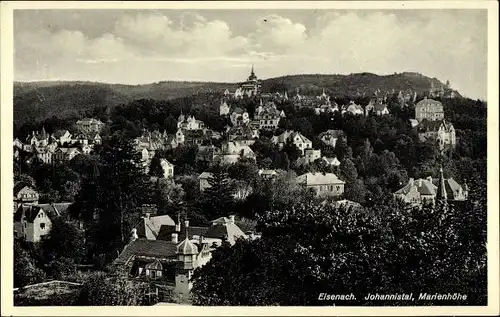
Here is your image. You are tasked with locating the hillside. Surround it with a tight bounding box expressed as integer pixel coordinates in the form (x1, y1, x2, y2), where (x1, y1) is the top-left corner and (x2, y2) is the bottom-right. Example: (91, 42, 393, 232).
(13, 72, 458, 129)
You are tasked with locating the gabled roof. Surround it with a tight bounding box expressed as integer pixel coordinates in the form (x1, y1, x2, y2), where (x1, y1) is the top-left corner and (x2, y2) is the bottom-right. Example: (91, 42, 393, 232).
(394, 178, 437, 196)
(37, 202, 72, 217)
(114, 239, 178, 265)
(14, 205, 59, 223)
(416, 98, 442, 108)
(135, 215, 175, 240)
(296, 172, 345, 186)
(203, 223, 247, 245)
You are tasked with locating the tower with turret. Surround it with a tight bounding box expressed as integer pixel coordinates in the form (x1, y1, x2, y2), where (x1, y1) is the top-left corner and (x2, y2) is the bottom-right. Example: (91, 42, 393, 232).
(174, 220, 199, 296)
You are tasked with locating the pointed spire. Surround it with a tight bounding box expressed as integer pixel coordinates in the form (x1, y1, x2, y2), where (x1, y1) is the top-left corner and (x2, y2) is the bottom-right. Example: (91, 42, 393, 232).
(436, 166, 448, 201)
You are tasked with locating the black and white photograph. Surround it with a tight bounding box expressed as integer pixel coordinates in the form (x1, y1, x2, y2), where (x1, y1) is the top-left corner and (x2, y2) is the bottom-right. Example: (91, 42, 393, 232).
(1, 1, 498, 314)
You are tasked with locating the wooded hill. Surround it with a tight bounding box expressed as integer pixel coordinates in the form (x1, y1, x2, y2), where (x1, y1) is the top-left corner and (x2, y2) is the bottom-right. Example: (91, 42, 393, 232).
(14, 72, 460, 129)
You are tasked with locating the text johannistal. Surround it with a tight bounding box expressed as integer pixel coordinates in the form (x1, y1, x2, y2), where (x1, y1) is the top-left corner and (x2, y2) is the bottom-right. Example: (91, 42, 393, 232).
(318, 293, 468, 301)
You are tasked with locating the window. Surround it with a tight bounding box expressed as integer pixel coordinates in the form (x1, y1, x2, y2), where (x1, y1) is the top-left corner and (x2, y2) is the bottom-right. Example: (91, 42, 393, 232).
(150, 270, 156, 278)
(40, 223, 45, 229)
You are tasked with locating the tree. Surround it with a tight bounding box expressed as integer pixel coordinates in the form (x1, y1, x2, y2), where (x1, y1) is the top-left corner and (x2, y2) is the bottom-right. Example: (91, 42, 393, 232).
(14, 241, 47, 287)
(197, 167, 234, 220)
(339, 158, 358, 183)
(191, 199, 486, 306)
(77, 269, 148, 305)
(42, 217, 86, 264)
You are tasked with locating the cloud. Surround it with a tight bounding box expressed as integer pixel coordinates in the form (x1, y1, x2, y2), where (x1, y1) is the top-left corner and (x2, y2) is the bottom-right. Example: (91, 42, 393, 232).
(249, 14, 307, 53)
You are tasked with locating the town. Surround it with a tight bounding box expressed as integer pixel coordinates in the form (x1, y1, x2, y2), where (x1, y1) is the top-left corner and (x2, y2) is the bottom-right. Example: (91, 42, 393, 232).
(13, 67, 486, 306)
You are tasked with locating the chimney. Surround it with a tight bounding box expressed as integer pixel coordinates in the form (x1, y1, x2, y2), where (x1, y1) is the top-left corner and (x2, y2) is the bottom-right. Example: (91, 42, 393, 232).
(426, 176, 432, 183)
(199, 235, 203, 245)
(229, 215, 235, 224)
(418, 179, 422, 187)
(408, 178, 414, 185)
(171, 233, 178, 243)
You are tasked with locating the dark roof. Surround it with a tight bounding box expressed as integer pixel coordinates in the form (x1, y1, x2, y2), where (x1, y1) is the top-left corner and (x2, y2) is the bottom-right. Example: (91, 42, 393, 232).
(37, 203, 72, 216)
(156, 225, 209, 241)
(114, 239, 178, 265)
(14, 205, 59, 223)
(204, 223, 246, 244)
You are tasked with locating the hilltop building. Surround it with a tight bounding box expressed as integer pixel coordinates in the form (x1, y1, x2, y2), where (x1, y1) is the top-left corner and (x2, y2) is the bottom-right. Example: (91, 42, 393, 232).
(76, 118, 104, 134)
(415, 98, 444, 122)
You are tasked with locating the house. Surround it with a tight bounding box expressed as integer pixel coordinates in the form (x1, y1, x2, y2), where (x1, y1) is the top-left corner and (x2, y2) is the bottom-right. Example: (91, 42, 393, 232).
(272, 130, 312, 155)
(253, 101, 285, 130)
(417, 119, 457, 148)
(177, 114, 205, 131)
(53, 147, 81, 162)
(332, 199, 362, 209)
(393, 169, 468, 205)
(296, 172, 345, 197)
(313, 90, 339, 114)
(365, 99, 390, 116)
(14, 205, 58, 242)
(76, 118, 104, 134)
(229, 107, 250, 126)
(33, 147, 54, 164)
(198, 172, 214, 192)
(196, 145, 221, 164)
(258, 169, 278, 179)
(227, 125, 258, 146)
(14, 183, 39, 210)
(341, 101, 364, 116)
(26, 127, 50, 148)
(51, 130, 72, 145)
(322, 156, 341, 167)
(160, 159, 174, 179)
(220, 100, 230, 116)
(213, 141, 256, 164)
(415, 97, 444, 122)
(318, 130, 344, 148)
(296, 148, 321, 166)
(114, 226, 215, 297)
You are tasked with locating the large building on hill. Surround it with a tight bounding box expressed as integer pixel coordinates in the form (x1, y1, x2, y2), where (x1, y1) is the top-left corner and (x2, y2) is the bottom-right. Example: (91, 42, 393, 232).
(239, 66, 261, 97)
(415, 97, 444, 122)
(76, 118, 104, 134)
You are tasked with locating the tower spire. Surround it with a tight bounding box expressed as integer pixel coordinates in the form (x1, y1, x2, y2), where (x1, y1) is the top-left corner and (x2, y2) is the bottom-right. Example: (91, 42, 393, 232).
(436, 166, 448, 201)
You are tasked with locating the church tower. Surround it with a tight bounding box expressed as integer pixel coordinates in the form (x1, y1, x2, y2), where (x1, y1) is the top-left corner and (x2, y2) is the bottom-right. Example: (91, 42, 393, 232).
(436, 167, 448, 202)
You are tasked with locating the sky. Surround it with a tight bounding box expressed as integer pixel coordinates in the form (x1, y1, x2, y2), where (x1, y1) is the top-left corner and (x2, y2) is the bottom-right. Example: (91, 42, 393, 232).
(14, 9, 487, 99)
